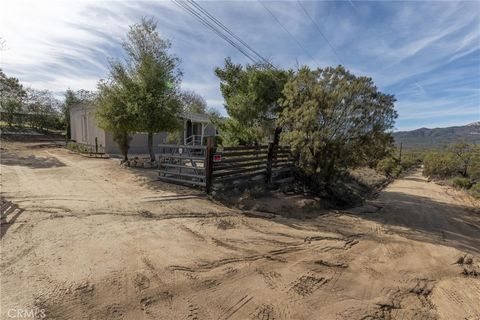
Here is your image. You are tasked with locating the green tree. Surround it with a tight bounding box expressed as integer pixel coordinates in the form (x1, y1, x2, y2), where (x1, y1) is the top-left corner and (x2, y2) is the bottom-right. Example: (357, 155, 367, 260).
(215, 58, 291, 146)
(24, 88, 61, 132)
(96, 18, 182, 161)
(214, 117, 264, 146)
(0, 70, 26, 127)
(96, 80, 137, 161)
(376, 157, 401, 178)
(279, 65, 397, 186)
(450, 141, 476, 177)
(468, 147, 480, 181)
(423, 151, 459, 178)
(122, 17, 182, 161)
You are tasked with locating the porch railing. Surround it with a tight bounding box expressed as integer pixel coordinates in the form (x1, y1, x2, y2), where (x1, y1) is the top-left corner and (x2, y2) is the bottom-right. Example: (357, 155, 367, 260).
(185, 135, 203, 146)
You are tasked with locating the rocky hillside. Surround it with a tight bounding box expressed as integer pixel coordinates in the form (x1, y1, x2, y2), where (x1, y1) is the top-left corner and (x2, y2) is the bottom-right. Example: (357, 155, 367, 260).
(393, 122, 480, 149)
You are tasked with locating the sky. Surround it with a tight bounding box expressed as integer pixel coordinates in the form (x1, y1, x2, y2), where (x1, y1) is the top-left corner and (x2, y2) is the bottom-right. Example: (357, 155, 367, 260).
(1, 0, 479, 131)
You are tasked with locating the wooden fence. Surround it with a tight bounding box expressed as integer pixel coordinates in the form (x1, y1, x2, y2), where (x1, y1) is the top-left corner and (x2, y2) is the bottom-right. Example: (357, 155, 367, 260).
(158, 138, 294, 192)
(211, 145, 269, 191)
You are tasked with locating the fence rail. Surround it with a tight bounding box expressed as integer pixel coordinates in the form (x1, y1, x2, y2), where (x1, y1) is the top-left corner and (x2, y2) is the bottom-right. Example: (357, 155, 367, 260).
(157, 138, 294, 192)
(158, 144, 207, 187)
(210, 146, 269, 189)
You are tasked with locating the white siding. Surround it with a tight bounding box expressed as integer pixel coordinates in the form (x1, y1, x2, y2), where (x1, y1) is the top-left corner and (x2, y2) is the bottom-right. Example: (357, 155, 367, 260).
(69, 104, 106, 148)
(105, 131, 168, 155)
(70, 103, 217, 155)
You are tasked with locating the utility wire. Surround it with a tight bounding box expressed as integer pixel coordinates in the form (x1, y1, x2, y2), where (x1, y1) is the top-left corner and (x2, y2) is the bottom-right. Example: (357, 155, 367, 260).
(297, 0, 344, 66)
(173, 0, 259, 64)
(174, 0, 276, 67)
(186, 0, 272, 66)
(258, 0, 322, 68)
(174, 0, 289, 116)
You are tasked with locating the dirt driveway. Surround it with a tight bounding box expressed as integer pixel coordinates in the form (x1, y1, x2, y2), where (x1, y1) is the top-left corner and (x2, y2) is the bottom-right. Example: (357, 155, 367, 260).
(1, 139, 479, 319)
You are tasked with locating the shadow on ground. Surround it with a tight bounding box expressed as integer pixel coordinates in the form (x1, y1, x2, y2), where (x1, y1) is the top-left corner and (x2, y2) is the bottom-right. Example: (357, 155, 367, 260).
(127, 166, 206, 197)
(367, 191, 480, 255)
(0, 151, 65, 169)
(0, 199, 25, 240)
(272, 190, 480, 256)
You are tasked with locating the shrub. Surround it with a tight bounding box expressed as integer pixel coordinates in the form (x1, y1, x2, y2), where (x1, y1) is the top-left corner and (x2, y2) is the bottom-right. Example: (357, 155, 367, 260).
(469, 183, 480, 199)
(468, 153, 480, 181)
(66, 141, 89, 154)
(376, 157, 401, 177)
(423, 152, 459, 178)
(279, 65, 397, 186)
(400, 151, 423, 171)
(452, 178, 472, 190)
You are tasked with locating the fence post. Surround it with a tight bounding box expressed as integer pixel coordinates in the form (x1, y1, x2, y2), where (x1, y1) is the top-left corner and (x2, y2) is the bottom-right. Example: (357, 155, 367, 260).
(265, 142, 274, 184)
(205, 137, 215, 193)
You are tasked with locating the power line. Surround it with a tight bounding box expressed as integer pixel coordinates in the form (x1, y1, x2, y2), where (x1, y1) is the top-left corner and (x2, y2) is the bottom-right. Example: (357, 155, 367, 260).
(258, 0, 322, 68)
(173, 0, 274, 67)
(173, 0, 258, 63)
(186, 0, 272, 66)
(174, 0, 289, 114)
(297, 1, 344, 66)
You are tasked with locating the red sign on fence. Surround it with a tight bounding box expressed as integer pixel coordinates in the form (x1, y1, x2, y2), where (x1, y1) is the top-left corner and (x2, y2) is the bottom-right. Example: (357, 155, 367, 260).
(213, 154, 222, 162)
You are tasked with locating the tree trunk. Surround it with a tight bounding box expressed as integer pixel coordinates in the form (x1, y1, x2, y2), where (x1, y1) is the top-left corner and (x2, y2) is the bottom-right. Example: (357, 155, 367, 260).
(148, 132, 155, 162)
(462, 164, 468, 178)
(273, 126, 282, 148)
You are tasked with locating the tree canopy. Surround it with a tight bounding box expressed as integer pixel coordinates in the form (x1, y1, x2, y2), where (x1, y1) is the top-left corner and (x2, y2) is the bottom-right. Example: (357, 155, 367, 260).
(0, 69, 26, 126)
(96, 17, 183, 161)
(279, 65, 397, 184)
(24, 88, 62, 131)
(215, 58, 291, 145)
(96, 80, 138, 160)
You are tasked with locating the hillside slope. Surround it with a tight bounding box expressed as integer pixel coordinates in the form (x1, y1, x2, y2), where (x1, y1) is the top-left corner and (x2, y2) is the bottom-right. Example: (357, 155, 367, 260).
(393, 122, 480, 149)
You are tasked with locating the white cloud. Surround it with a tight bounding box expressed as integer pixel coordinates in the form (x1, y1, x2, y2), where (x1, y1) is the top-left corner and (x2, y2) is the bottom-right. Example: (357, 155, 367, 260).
(0, 0, 478, 128)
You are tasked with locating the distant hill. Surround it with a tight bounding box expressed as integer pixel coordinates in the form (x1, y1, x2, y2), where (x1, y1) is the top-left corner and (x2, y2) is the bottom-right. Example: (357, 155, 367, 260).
(393, 122, 480, 149)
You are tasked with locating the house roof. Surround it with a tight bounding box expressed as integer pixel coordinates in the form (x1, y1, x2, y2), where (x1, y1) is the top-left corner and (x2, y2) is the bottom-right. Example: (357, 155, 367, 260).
(182, 111, 211, 123)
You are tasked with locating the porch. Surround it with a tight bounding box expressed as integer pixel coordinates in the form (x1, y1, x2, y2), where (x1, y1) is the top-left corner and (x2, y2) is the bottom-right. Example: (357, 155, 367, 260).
(183, 112, 216, 146)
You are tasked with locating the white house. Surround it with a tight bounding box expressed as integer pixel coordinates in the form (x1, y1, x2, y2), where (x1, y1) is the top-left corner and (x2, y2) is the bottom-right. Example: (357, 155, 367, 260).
(69, 103, 216, 155)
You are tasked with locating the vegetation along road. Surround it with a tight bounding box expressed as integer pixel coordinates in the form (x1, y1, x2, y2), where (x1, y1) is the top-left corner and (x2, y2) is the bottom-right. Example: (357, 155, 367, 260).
(1, 138, 479, 319)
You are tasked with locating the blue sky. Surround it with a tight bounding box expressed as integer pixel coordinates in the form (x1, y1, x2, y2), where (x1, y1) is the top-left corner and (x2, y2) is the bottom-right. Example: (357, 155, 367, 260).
(1, 0, 479, 131)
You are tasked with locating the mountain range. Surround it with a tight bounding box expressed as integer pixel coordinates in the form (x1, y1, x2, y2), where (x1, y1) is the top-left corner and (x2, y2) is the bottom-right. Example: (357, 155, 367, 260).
(393, 122, 480, 149)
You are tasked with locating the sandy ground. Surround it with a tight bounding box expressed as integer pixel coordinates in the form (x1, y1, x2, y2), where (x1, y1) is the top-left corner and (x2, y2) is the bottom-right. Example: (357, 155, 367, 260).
(1, 138, 479, 320)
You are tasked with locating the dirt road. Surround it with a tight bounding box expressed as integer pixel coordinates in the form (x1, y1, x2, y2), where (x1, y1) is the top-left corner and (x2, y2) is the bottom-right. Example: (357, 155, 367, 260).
(1, 139, 479, 319)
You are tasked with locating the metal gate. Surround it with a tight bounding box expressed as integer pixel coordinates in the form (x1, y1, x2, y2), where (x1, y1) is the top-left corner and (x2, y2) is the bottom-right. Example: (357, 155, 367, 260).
(157, 144, 207, 187)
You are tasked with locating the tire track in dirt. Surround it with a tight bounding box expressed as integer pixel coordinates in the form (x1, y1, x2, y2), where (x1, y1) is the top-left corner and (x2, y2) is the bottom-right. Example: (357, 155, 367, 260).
(255, 269, 282, 290)
(361, 278, 438, 320)
(169, 234, 359, 273)
(218, 294, 254, 320)
(250, 304, 275, 320)
(287, 273, 329, 297)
